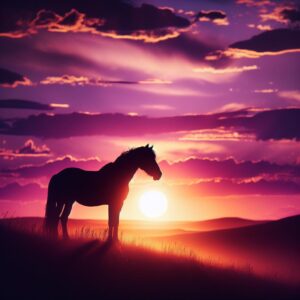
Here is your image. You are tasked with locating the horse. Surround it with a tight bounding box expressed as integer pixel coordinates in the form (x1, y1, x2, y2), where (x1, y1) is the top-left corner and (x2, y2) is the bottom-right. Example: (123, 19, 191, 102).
(44, 144, 162, 241)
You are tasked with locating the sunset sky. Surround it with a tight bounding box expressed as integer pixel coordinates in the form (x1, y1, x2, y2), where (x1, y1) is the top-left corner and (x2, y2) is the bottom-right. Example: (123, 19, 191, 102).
(1, 0, 300, 221)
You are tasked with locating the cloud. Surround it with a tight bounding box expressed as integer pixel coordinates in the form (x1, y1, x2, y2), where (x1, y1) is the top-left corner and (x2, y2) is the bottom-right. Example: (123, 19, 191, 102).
(1, 155, 103, 179)
(161, 157, 300, 181)
(254, 89, 278, 94)
(0, 182, 46, 201)
(248, 24, 272, 31)
(0, 99, 53, 110)
(2, 176, 299, 203)
(206, 29, 300, 59)
(0, 139, 51, 158)
(231, 29, 300, 52)
(0, 108, 299, 141)
(259, 4, 300, 25)
(0, 68, 32, 88)
(278, 90, 300, 102)
(195, 10, 229, 26)
(0, 110, 246, 138)
(222, 108, 300, 141)
(18, 139, 50, 155)
(218, 103, 247, 112)
(139, 33, 230, 67)
(141, 104, 174, 111)
(176, 179, 300, 197)
(0, 1, 192, 42)
(193, 65, 258, 74)
(40, 75, 172, 86)
(236, 0, 273, 7)
(281, 7, 300, 24)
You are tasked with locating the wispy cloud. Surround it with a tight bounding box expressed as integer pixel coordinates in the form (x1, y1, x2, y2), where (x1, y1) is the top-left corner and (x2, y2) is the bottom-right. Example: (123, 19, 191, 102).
(40, 75, 172, 87)
(193, 65, 258, 74)
(278, 90, 300, 102)
(1, 108, 299, 141)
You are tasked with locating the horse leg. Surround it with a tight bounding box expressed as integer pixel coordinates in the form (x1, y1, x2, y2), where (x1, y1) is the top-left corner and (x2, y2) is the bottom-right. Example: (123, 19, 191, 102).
(51, 202, 64, 237)
(108, 204, 114, 242)
(113, 208, 122, 242)
(108, 203, 123, 242)
(61, 202, 73, 239)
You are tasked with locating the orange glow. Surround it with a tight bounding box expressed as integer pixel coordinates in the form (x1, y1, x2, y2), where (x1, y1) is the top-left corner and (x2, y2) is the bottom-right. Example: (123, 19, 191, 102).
(50, 103, 70, 108)
(206, 48, 300, 60)
(193, 65, 258, 74)
(0, 77, 33, 88)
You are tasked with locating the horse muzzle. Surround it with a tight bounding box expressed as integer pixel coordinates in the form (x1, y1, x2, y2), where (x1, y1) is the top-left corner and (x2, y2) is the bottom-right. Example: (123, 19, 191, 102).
(153, 171, 162, 181)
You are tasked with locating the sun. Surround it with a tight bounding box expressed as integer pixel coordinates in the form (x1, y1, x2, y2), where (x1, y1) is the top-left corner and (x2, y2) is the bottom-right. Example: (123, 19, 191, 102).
(139, 191, 168, 219)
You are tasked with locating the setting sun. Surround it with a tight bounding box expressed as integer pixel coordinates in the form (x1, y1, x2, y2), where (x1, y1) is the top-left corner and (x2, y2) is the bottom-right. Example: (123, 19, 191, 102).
(139, 191, 168, 219)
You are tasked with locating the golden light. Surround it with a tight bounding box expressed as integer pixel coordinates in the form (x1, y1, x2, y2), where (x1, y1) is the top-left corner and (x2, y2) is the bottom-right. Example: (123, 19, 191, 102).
(139, 191, 168, 219)
(50, 103, 70, 108)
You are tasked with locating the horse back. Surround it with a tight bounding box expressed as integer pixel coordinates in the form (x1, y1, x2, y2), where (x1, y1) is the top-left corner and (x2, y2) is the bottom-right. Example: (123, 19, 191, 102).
(50, 164, 128, 206)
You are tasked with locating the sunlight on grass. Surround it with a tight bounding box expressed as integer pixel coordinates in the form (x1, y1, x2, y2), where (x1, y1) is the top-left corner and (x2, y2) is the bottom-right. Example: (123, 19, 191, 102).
(0, 217, 256, 277)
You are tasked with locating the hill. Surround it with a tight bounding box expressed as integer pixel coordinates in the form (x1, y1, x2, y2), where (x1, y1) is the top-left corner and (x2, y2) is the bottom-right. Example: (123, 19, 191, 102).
(0, 216, 264, 238)
(156, 215, 300, 284)
(0, 222, 299, 300)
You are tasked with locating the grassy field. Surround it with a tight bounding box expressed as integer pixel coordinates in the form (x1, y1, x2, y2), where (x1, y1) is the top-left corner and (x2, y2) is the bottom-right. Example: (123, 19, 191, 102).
(0, 217, 299, 299)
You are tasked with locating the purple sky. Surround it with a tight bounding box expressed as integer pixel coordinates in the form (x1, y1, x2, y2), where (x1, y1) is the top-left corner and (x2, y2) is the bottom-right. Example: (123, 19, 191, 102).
(0, 0, 300, 220)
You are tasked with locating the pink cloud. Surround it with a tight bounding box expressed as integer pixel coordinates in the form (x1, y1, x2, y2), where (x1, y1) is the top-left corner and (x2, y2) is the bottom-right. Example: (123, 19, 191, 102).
(0, 139, 51, 159)
(40, 75, 172, 87)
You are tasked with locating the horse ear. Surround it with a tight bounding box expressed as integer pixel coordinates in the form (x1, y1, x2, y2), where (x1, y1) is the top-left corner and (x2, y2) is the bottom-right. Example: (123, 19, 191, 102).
(150, 145, 153, 149)
(145, 144, 149, 148)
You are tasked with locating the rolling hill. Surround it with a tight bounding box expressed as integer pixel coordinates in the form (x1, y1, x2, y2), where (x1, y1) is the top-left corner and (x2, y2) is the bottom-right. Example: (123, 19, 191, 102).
(0, 222, 299, 300)
(155, 215, 300, 284)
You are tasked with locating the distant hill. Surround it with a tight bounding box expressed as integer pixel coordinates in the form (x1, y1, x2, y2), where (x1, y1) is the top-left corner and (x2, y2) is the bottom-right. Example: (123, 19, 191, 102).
(0, 216, 265, 237)
(0, 223, 299, 300)
(174, 217, 266, 232)
(157, 215, 300, 283)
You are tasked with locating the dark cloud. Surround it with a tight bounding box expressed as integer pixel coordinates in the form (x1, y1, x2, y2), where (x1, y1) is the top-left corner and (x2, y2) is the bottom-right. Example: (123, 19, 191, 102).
(0, 110, 246, 138)
(1, 155, 103, 179)
(196, 10, 227, 21)
(280, 7, 300, 24)
(230, 28, 300, 52)
(0, 182, 46, 201)
(206, 28, 300, 60)
(161, 157, 300, 180)
(139, 33, 230, 67)
(222, 108, 300, 141)
(0, 68, 32, 88)
(0, 99, 53, 110)
(0, 108, 299, 141)
(0, 0, 191, 42)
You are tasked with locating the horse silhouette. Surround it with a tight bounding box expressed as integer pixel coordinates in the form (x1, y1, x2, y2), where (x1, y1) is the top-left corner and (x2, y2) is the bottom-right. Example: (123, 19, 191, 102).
(45, 144, 162, 241)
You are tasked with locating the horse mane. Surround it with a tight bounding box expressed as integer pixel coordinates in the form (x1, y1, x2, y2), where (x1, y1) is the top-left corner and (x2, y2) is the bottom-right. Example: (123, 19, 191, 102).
(115, 146, 156, 164)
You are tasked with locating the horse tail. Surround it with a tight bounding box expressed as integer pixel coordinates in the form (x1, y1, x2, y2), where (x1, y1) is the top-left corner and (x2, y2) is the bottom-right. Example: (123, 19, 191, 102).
(44, 175, 60, 236)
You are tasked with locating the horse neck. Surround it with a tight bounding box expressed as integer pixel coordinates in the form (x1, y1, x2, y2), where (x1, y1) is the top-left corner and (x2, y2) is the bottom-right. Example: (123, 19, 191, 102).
(115, 157, 139, 183)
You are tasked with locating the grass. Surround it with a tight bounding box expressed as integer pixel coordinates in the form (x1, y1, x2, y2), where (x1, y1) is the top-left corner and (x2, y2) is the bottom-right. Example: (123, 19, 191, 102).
(1, 217, 300, 300)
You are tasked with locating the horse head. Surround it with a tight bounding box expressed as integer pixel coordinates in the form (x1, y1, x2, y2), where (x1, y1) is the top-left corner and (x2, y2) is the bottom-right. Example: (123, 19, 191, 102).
(138, 144, 162, 181)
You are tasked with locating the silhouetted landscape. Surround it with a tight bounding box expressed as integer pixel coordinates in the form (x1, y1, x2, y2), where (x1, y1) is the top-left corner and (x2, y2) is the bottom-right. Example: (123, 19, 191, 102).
(1, 0, 300, 299)
(1, 216, 299, 300)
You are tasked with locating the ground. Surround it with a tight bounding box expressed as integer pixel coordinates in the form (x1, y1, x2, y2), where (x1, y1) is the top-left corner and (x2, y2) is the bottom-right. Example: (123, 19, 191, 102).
(1, 218, 299, 300)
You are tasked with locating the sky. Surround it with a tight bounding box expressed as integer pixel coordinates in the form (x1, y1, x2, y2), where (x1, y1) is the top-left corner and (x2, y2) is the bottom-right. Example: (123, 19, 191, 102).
(0, 0, 300, 221)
